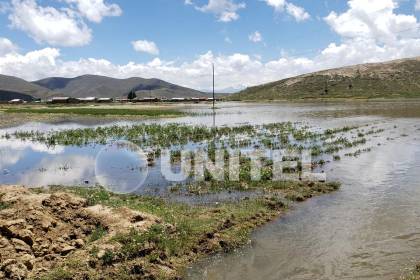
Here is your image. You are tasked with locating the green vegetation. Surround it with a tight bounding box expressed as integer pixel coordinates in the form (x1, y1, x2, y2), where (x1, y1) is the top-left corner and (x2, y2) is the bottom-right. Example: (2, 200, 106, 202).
(0, 201, 9, 210)
(401, 264, 420, 280)
(3, 107, 184, 117)
(4, 122, 386, 179)
(89, 226, 108, 242)
(0, 193, 9, 210)
(40, 183, 339, 279)
(229, 58, 420, 100)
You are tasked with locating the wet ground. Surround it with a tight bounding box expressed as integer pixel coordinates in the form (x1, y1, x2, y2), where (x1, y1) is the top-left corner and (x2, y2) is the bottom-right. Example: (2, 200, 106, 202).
(1, 100, 420, 279)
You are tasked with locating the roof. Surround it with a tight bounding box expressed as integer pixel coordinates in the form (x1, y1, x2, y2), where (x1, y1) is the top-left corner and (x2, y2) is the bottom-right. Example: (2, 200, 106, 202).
(77, 97, 96, 101)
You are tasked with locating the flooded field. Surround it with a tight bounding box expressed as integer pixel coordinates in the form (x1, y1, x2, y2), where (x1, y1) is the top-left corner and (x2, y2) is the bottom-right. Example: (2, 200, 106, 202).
(1, 100, 420, 279)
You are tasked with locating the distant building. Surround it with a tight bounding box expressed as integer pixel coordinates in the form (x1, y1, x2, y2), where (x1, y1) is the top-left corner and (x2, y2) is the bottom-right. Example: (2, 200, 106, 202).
(51, 97, 78, 104)
(77, 97, 97, 103)
(97, 98, 113, 103)
(170, 97, 185, 102)
(138, 97, 160, 102)
(8, 99, 25, 104)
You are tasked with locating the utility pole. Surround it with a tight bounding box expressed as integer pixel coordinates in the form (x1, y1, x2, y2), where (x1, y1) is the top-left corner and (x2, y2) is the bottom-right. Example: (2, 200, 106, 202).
(212, 63, 216, 128)
(212, 63, 215, 110)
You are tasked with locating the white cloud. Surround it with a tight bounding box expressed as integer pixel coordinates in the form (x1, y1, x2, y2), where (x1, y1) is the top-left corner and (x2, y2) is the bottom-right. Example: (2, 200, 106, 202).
(0, 37, 17, 56)
(324, 0, 418, 44)
(264, 0, 310, 22)
(195, 0, 246, 22)
(1, 0, 420, 93)
(249, 31, 263, 43)
(285, 2, 310, 22)
(416, 0, 420, 11)
(65, 0, 122, 23)
(9, 0, 92, 47)
(132, 40, 160, 56)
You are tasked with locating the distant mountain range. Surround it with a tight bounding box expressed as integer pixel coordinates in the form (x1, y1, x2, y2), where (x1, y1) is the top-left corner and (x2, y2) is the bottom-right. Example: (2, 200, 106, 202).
(2, 56, 420, 102)
(230, 56, 420, 100)
(0, 74, 209, 101)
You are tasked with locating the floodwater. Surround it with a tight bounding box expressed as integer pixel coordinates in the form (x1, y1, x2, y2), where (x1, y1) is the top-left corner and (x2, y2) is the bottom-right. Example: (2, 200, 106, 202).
(1, 100, 420, 279)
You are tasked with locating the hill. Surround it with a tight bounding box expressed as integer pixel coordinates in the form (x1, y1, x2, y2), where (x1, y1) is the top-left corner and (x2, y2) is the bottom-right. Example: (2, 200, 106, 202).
(0, 74, 51, 101)
(230, 57, 420, 100)
(33, 75, 208, 99)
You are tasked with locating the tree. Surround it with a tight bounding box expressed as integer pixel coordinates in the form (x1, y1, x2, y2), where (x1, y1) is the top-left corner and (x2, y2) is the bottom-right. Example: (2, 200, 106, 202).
(128, 90, 137, 100)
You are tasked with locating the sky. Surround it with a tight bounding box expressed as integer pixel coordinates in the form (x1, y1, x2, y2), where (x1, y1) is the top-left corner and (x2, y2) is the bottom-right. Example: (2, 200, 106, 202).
(0, 0, 419, 92)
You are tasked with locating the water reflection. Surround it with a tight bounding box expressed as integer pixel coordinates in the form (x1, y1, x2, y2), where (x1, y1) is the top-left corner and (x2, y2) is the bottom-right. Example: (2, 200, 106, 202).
(186, 119, 420, 280)
(1, 101, 420, 279)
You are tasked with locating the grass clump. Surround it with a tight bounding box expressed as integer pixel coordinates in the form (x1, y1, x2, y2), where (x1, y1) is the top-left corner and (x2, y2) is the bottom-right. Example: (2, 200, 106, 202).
(89, 226, 108, 242)
(0, 193, 10, 210)
(37, 177, 341, 280)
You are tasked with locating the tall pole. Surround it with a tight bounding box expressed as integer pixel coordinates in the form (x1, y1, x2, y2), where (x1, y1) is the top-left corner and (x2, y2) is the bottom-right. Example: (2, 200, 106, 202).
(212, 63, 215, 128)
(212, 63, 215, 110)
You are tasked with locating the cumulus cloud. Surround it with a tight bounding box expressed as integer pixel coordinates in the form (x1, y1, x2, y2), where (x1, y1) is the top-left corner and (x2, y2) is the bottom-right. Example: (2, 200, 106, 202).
(264, 0, 310, 22)
(1, 0, 420, 93)
(249, 31, 263, 43)
(132, 40, 160, 56)
(9, 0, 92, 47)
(194, 0, 246, 22)
(325, 0, 419, 44)
(64, 0, 122, 23)
(0, 37, 17, 56)
(416, 0, 420, 11)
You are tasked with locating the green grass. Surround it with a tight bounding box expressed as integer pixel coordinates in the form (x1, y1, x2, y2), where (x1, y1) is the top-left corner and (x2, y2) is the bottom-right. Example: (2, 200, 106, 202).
(0, 202, 9, 210)
(228, 60, 420, 101)
(36, 178, 341, 280)
(40, 186, 293, 279)
(3, 107, 184, 117)
(88, 226, 108, 242)
(0, 193, 9, 210)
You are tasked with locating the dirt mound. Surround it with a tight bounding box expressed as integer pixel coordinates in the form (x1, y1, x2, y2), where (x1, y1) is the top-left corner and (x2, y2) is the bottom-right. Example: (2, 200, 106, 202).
(0, 186, 161, 279)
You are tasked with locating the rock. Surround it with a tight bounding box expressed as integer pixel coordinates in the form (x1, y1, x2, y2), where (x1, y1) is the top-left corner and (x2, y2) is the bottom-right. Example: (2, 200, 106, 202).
(73, 239, 84, 248)
(60, 245, 76, 255)
(0, 237, 10, 248)
(16, 229, 34, 246)
(20, 254, 34, 270)
(1, 258, 16, 269)
(11, 238, 31, 253)
(97, 249, 106, 259)
(40, 217, 52, 231)
(56, 237, 66, 243)
(3, 262, 28, 280)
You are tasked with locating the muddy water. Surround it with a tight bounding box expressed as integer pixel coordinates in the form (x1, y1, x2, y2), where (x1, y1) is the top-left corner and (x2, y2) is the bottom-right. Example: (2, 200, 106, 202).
(1, 100, 420, 279)
(186, 102, 420, 279)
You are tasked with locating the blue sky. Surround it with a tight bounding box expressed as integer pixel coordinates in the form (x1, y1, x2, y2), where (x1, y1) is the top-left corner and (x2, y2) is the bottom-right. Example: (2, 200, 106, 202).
(0, 0, 420, 91)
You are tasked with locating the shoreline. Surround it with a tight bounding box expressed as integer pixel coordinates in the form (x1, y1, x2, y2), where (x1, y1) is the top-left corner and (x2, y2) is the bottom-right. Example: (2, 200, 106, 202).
(0, 182, 339, 279)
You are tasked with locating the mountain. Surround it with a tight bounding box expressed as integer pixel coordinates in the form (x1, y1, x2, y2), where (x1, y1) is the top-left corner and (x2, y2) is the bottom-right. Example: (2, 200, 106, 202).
(33, 75, 208, 99)
(0, 74, 51, 101)
(230, 57, 420, 100)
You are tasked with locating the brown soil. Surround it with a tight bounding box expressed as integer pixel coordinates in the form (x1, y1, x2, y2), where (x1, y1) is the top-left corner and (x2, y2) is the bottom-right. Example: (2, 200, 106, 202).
(0, 186, 162, 279)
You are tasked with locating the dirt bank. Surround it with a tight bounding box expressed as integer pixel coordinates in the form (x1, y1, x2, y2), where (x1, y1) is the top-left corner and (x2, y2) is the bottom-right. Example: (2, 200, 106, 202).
(0, 182, 339, 279)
